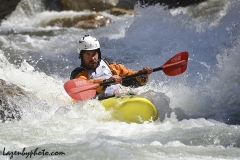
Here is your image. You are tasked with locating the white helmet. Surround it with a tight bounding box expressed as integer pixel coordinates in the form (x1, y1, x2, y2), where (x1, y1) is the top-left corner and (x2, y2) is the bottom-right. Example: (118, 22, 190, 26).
(77, 35, 101, 59)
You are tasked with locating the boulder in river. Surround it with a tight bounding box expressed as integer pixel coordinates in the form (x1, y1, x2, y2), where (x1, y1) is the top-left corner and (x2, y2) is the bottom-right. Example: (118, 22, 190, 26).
(0, 79, 27, 122)
(41, 13, 113, 29)
(0, 0, 21, 21)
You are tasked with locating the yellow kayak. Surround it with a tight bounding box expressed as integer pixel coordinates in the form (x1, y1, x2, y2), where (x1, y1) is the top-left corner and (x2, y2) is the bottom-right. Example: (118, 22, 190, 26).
(101, 95, 158, 123)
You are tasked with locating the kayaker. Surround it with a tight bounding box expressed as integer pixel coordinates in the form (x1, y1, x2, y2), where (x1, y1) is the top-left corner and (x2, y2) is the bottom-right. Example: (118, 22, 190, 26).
(70, 35, 153, 99)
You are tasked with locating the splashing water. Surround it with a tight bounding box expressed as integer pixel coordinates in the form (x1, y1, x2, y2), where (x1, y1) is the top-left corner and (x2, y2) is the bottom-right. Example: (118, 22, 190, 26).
(0, 0, 240, 159)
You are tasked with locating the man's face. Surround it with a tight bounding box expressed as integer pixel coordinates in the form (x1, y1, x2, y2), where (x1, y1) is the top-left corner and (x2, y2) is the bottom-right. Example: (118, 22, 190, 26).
(82, 51, 99, 69)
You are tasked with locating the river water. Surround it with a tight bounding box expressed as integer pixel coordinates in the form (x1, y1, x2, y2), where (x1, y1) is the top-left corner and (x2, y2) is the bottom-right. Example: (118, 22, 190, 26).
(0, 0, 240, 159)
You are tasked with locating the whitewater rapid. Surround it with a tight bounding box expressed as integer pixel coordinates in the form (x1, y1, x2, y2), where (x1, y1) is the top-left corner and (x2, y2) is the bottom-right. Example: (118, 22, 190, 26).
(0, 0, 240, 159)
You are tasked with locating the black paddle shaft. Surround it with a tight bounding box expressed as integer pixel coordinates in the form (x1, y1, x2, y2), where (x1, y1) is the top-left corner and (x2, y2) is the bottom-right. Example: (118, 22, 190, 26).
(100, 66, 163, 86)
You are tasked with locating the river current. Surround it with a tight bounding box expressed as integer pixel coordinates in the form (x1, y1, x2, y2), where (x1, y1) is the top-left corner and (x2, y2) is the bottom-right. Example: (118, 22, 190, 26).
(0, 0, 240, 159)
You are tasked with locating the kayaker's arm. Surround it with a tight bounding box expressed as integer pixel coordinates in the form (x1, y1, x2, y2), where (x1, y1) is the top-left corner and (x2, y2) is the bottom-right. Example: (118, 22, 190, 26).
(104, 59, 150, 87)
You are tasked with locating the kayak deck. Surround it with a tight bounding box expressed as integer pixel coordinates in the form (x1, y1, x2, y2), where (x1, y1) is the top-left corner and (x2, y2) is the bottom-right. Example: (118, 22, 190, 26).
(101, 95, 158, 123)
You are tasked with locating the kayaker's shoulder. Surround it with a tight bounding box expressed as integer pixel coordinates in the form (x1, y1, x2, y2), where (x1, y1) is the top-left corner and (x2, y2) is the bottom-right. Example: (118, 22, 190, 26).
(70, 67, 86, 79)
(103, 58, 122, 65)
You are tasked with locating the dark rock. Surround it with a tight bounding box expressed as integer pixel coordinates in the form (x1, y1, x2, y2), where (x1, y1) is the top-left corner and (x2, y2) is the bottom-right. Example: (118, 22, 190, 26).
(0, 0, 21, 21)
(0, 0, 207, 23)
(116, 0, 136, 10)
(138, 0, 207, 8)
(42, 13, 113, 29)
(0, 79, 27, 122)
(42, 0, 63, 11)
(58, 0, 119, 12)
(110, 8, 134, 16)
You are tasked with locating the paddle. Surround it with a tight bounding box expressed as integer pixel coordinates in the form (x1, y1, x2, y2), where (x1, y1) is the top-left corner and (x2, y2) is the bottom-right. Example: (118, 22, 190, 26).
(64, 51, 189, 100)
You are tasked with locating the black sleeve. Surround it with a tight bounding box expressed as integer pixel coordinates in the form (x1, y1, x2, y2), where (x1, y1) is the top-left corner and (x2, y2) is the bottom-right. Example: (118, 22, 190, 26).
(122, 76, 147, 88)
(70, 67, 84, 80)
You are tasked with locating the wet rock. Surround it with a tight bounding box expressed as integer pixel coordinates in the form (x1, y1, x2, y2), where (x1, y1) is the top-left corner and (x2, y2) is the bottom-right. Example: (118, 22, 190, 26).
(140, 90, 172, 122)
(0, 0, 207, 21)
(42, 13, 113, 29)
(116, 0, 135, 10)
(173, 108, 190, 121)
(110, 8, 134, 16)
(56, 0, 207, 11)
(43, 0, 63, 11)
(0, 0, 21, 21)
(0, 79, 28, 122)
(138, 0, 207, 8)
(59, 0, 119, 12)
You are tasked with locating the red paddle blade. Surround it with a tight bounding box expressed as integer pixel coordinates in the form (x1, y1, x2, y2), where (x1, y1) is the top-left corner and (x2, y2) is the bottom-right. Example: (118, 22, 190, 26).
(64, 78, 99, 100)
(68, 89, 96, 101)
(162, 51, 189, 76)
